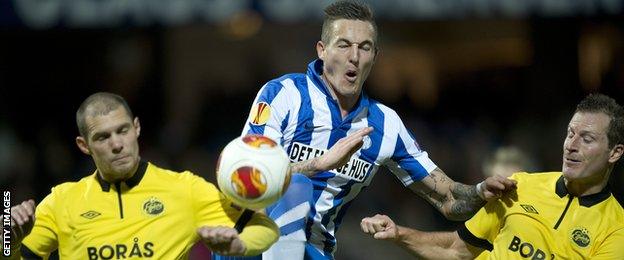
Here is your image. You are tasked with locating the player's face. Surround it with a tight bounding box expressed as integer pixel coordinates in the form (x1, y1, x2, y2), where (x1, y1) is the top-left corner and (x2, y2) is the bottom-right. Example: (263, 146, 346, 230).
(79, 107, 141, 182)
(317, 19, 377, 100)
(562, 112, 614, 182)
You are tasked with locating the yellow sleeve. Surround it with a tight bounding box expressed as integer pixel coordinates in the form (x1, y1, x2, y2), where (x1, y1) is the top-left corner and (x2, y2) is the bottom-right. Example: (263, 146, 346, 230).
(591, 228, 624, 259)
(189, 172, 243, 228)
(189, 172, 278, 256)
(463, 199, 505, 244)
(238, 211, 279, 256)
(21, 187, 61, 258)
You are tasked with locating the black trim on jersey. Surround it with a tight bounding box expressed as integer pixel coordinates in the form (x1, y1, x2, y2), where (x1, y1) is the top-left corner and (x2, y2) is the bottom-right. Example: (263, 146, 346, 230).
(457, 223, 493, 251)
(555, 175, 611, 207)
(21, 245, 43, 259)
(115, 182, 124, 219)
(234, 209, 255, 233)
(96, 161, 148, 192)
(553, 196, 573, 230)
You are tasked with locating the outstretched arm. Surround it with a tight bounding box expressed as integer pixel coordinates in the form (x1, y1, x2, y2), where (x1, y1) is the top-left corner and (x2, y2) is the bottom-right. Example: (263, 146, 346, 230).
(361, 214, 478, 260)
(290, 127, 373, 176)
(409, 168, 516, 220)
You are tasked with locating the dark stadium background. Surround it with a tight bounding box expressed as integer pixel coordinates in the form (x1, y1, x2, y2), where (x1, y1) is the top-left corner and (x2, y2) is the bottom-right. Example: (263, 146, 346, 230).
(1, 1, 623, 259)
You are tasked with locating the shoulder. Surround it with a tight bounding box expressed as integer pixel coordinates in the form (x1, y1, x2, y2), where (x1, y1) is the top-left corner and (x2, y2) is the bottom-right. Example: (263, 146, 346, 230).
(605, 196, 624, 223)
(264, 73, 306, 91)
(147, 162, 219, 190)
(368, 100, 405, 126)
(49, 181, 80, 197)
(147, 162, 203, 182)
(509, 171, 560, 183)
(256, 73, 306, 103)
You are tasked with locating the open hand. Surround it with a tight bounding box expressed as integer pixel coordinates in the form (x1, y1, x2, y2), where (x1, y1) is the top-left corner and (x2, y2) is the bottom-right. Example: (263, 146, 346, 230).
(197, 226, 245, 256)
(315, 127, 373, 171)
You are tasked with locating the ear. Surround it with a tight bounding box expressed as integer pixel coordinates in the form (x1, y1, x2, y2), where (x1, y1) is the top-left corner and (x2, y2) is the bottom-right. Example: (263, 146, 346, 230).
(134, 117, 141, 138)
(76, 136, 91, 155)
(316, 40, 325, 60)
(608, 144, 624, 163)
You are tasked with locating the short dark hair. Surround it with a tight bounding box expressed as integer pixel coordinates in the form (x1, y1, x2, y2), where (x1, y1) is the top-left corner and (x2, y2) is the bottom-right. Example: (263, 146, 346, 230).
(321, 0, 377, 45)
(575, 93, 624, 148)
(76, 92, 134, 138)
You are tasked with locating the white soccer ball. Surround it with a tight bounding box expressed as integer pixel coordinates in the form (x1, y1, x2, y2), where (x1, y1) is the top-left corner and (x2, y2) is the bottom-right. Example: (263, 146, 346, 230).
(216, 134, 291, 210)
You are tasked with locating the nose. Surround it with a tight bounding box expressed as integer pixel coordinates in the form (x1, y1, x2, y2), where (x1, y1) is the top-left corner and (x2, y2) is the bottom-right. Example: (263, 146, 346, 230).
(110, 134, 124, 154)
(348, 44, 359, 66)
(564, 135, 579, 153)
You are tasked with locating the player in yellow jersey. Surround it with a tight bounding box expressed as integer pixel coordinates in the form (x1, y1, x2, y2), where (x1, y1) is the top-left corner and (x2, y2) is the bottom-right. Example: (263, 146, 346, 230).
(6, 92, 280, 259)
(360, 93, 624, 259)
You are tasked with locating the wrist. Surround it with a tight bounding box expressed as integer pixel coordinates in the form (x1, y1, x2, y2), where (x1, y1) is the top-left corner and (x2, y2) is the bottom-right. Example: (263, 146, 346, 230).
(395, 225, 408, 243)
(475, 181, 486, 200)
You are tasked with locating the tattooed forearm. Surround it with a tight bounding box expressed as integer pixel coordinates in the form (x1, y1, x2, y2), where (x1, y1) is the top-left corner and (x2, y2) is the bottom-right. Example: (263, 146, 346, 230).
(447, 182, 486, 220)
(414, 171, 448, 212)
(290, 159, 319, 177)
(411, 169, 487, 221)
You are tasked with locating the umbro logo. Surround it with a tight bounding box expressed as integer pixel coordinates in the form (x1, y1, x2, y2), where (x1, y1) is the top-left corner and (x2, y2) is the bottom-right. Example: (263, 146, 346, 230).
(81, 210, 101, 219)
(520, 204, 539, 214)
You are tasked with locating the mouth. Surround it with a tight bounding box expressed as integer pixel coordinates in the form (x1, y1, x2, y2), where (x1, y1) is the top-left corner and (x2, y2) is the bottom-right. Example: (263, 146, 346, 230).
(345, 70, 358, 83)
(564, 157, 582, 165)
(112, 155, 130, 164)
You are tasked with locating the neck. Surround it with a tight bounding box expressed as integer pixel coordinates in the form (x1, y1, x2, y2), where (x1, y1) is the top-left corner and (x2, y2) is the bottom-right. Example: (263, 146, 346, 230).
(564, 167, 611, 197)
(322, 74, 358, 118)
(99, 160, 140, 183)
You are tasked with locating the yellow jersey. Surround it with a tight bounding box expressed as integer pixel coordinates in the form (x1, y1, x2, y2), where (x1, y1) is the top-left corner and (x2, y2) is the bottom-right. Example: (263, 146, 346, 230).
(458, 172, 624, 259)
(21, 161, 278, 259)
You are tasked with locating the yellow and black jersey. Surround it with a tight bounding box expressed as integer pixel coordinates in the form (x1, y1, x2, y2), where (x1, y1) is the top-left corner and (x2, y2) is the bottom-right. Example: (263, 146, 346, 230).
(21, 161, 278, 259)
(458, 172, 624, 259)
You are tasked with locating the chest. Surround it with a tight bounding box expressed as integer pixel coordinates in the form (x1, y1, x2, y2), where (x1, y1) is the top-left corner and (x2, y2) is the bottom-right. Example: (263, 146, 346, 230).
(56, 187, 196, 254)
(497, 195, 607, 259)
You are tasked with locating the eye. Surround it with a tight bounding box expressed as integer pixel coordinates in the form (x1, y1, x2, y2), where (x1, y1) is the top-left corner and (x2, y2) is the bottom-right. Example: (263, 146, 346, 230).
(566, 129, 574, 138)
(582, 135, 595, 143)
(338, 44, 349, 49)
(360, 45, 371, 51)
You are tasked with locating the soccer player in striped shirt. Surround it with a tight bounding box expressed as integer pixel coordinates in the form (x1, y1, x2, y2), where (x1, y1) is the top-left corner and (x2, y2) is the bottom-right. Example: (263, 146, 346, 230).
(240, 1, 516, 259)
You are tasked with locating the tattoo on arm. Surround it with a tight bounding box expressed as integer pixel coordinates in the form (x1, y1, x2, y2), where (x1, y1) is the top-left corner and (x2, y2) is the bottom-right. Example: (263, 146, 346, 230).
(290, 159, 318, 177)
(448, 182, 486, 219)
(414, 172, 447, 212)
(414, 170, 486, 220)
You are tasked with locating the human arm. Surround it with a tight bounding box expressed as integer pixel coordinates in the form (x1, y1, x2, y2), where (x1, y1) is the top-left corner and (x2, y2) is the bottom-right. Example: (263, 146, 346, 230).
(197, 211, 278, 256)
(360, 214, 479, 259)
(192, 174, 278, 256)
(408, 168, 516, 220)
(5, 200, 36, 259)
(290, 127, 373, 176)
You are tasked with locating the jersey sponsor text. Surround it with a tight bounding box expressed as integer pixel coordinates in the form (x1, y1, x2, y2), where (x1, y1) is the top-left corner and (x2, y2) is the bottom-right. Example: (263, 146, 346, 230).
(289, 142, 371, 182)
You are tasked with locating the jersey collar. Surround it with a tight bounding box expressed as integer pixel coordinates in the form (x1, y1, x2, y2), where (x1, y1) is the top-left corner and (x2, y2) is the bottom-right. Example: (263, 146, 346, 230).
(96, 161, 148, 192)
(555, 175, 611, 207)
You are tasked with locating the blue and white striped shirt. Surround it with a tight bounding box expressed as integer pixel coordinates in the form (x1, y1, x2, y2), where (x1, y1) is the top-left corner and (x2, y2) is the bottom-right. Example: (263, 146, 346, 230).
(242, 59, 437, 256)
